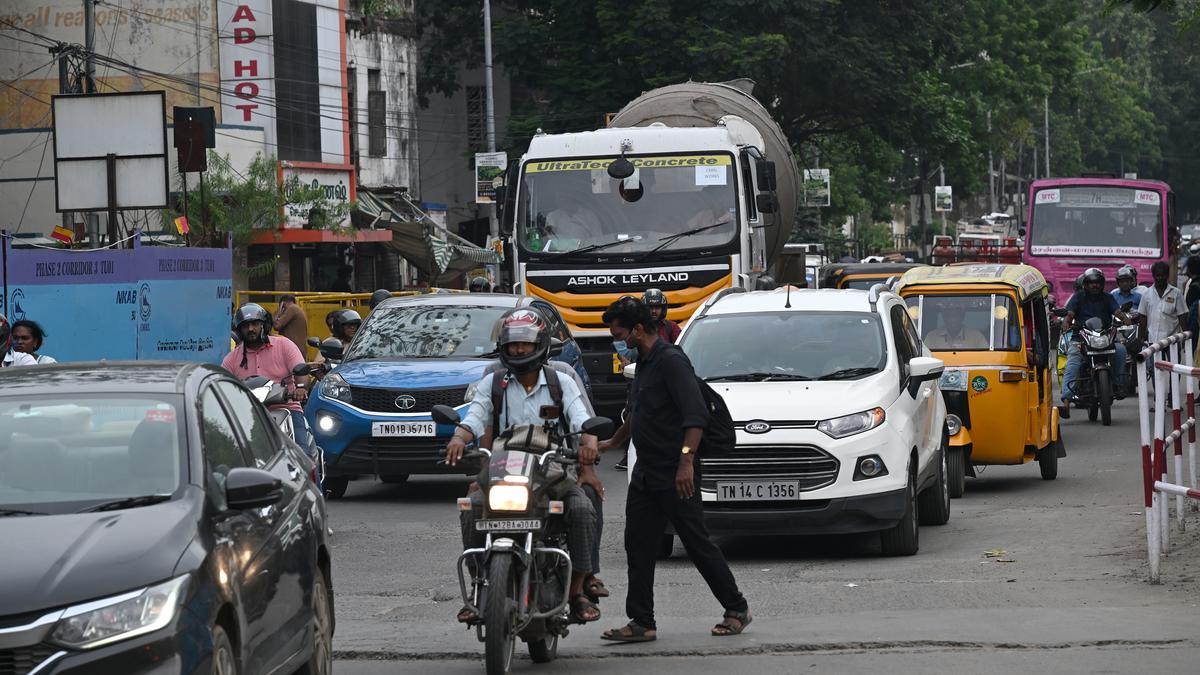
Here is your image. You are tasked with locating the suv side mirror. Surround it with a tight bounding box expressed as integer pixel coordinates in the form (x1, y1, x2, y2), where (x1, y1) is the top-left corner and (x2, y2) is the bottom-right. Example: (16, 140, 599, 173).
(909, 356, 944, 382)
(225, 468, 284, 510)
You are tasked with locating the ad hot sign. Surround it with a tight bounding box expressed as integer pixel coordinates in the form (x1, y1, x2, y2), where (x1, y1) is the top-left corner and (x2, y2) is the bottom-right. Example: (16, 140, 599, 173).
(218, 0, 275, 144)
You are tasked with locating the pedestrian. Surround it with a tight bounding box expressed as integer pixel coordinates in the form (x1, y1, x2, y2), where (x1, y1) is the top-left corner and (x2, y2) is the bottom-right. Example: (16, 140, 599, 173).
(1139, 261, 1189, 345)
(599, 296, 750, 643)
(9, 320, 56, 364)
(0, 313, 36, 367)
(273, 294, 309, 356)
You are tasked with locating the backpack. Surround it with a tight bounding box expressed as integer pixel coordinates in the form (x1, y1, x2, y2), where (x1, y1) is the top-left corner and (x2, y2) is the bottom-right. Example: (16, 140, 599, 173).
(491, 364, 566, 438)
(657, 344, 735, 457)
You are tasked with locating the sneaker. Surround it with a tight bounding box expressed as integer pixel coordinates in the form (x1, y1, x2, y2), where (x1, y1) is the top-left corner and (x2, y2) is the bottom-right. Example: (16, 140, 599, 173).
(1058, 403, 1070, 419)
(614, 453, 629, 471)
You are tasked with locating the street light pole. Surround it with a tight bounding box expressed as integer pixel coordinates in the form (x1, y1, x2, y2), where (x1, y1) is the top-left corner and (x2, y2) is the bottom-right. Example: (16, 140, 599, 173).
(987, 109, 996, 213)
(482, 0, 499, 277)
(1044, 94, 1050, 179)
(939, 163, 947, 236)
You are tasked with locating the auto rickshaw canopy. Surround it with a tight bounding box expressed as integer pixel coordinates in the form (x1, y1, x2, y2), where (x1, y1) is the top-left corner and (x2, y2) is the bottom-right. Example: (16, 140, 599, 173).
(817, 262, 924, 290)
(894, 263, 1048, 302)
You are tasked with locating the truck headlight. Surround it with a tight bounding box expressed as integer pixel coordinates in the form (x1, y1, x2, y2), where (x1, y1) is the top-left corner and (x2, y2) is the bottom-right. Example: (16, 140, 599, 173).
(49, 575, 189, 650)
(320, 373, 353, 403)
(817, 407, 886, 439)
(488, 484, 531, 512)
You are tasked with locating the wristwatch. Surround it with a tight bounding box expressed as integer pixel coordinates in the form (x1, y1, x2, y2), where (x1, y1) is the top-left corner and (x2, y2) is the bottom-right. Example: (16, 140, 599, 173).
(681, 445, 692, 456)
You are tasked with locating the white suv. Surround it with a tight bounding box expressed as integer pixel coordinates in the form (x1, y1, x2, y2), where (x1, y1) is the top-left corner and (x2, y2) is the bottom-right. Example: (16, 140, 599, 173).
(628, 286, 950, 555)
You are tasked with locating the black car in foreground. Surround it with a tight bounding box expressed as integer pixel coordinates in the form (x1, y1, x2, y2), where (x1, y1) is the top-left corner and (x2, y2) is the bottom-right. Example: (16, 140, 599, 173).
(0, 362, 333, 675)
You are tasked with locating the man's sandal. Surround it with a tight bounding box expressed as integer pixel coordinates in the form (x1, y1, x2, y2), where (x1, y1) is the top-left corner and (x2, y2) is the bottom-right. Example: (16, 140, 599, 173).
(570, 594, 601, 623)
(711, 610, 752, 636)
(601, 621, 657, 642)
(585, 577, 610, 602)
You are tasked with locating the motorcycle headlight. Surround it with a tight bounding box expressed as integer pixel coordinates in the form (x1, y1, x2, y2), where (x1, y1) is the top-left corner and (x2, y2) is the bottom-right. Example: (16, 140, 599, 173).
(49, 575, 188, 650)
(1083, 330, 1112, 350)
(487, 484, 531, 512)
(319, 373, 353, 403)
(938, 369, 968, 391)
(818, 407, 886, 439)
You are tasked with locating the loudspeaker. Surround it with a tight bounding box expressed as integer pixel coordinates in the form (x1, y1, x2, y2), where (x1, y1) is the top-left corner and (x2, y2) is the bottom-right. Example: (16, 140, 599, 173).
(173, 107, 216, 173)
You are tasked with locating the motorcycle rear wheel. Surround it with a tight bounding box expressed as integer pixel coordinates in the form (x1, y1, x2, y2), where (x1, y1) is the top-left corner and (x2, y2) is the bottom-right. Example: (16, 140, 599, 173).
(484, 554, 517, 675)
(1096, 370, 1113, 427)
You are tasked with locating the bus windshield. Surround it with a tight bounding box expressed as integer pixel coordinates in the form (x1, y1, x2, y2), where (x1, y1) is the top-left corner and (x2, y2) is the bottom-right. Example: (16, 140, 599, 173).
(516, 154, 738, 256)
(1029, 185, 1163, 258)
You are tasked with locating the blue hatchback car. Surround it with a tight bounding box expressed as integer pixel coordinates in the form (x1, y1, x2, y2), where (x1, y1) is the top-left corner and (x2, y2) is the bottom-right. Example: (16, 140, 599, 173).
(306, 293, 589, 498)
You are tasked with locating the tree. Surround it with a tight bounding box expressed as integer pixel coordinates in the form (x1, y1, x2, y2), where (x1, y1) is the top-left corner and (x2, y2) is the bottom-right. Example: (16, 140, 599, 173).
(164, 153, 351, 255)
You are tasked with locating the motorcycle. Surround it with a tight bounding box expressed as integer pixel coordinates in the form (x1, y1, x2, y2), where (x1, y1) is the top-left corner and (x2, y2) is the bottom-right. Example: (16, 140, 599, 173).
(1068, 316, 1119, 426)
(244, 363, 324, 485)
(431, 404, 613, 675)
(1115, 310, 1141, 397)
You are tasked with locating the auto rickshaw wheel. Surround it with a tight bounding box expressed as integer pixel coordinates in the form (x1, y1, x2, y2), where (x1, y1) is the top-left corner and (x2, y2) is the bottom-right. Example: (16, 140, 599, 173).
(947, 446, 966, 499)
(1039, 439, 1060, 480)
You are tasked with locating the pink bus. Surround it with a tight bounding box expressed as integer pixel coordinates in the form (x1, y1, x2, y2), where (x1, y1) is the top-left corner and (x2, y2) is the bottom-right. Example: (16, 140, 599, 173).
(1024, 177, 1177, 306)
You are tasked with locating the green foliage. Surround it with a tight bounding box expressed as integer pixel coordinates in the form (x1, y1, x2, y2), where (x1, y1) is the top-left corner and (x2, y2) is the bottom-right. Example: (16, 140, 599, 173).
(163, 153, 352, 252)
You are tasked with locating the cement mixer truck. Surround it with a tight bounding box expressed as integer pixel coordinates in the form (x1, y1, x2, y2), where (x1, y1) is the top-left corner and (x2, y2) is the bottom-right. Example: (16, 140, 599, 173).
(496, 80, 800, 410)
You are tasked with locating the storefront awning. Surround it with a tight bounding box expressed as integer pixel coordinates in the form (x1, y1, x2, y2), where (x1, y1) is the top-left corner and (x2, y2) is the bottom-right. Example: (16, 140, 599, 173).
(358, 192, 500, 278)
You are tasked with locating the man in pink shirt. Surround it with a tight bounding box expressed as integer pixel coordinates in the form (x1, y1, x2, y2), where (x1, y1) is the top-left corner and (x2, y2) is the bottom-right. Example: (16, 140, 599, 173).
(224, 303, 312, 449)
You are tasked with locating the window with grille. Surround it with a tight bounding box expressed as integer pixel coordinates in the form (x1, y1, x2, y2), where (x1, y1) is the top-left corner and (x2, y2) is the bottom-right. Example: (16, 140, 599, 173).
(466, 85, 485, 150)
(368, 69, 386, 157)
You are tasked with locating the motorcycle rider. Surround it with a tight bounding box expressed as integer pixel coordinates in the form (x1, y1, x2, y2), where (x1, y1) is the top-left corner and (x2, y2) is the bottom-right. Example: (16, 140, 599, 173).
(368, 289, 392, 312)
(222, 303, 313, 449)
(446, 307, 603, 624)
(468, 276, 492, 293)
(1059, 268, 1130, 418)
(1112, 265, 1143, 311)
(331, 309, 362, 343)
(643, 288, 681, 343)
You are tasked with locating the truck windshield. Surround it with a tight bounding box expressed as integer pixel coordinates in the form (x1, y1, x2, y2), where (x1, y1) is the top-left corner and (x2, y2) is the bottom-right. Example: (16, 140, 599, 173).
(1029, 186, 1163, 257)
(516, 154, 738, 256)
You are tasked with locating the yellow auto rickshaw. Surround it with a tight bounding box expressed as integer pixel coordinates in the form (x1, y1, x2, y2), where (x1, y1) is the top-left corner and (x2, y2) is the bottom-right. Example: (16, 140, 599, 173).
(816, 262, 923, 289)
(894, 264, 1064, 495)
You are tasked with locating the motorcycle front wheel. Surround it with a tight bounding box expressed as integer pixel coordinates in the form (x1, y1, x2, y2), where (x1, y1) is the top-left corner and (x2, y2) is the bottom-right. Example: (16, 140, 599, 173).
(1096, 370, 1113, 426)
(484, 554, 517, 675)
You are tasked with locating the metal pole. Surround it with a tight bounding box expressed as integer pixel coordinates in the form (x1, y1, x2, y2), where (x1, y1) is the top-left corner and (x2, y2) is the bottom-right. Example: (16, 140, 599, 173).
(939, 163, 947, 236)
(987, 110, 996, 213)
(105, 153, 118, 245)
(58, 50, 75, 237)
(482, 0, 500, 278)
(83, 0, 96, 92)
(1044, 94, 1050, 179)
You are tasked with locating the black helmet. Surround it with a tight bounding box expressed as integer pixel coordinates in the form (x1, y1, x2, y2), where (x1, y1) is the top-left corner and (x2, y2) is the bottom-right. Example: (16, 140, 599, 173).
(496, 307, 551, 375)
(469, 276, 491, 293)
(643, 288, 668, 308)
(1082, 268, 1105, 292)
(332, 309, 362, 340)
(369, 289, 391, 309)
(1116, 265, 1136, 282)
(234, 303, 272, 334)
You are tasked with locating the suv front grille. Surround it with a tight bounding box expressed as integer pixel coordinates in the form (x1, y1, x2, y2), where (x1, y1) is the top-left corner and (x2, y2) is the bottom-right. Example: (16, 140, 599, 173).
(700, 445, 840, 492)
(348, 386, 468, 413)
(0, 644, 59, 675)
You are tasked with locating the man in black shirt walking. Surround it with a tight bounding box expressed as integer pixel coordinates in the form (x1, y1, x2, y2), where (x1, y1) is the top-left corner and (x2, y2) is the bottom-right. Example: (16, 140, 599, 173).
(599, 297, 750, 642)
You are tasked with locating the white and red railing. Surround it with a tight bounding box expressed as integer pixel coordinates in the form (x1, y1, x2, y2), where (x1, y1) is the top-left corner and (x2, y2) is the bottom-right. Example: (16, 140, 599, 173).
(1136, 331, 1200, 583)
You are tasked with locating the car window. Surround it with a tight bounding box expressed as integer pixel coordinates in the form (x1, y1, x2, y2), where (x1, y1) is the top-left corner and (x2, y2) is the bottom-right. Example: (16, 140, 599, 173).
(215, 381, 279, 468)
(200, 388, 251, 502)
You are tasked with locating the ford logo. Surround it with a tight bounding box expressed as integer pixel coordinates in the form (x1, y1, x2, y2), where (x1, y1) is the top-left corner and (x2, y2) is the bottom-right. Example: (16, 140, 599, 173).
(394, 394, 417, 410)
(744, 421, 771, 434)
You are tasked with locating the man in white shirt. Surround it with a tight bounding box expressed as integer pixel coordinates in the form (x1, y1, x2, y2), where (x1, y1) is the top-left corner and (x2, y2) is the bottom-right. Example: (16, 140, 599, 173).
(0, 313, 36, 367)
(1138, 261, 1189, 344)
(445, 308, 604, 625)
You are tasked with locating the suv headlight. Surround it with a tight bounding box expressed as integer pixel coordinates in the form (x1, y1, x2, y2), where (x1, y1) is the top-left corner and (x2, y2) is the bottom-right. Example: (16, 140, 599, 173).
(938, 369, 968, 391)
(818, 407, 886, 439)
(320, 372, 352, 403)
(49, 575, 189, 650)
(488, 484, 531, 512)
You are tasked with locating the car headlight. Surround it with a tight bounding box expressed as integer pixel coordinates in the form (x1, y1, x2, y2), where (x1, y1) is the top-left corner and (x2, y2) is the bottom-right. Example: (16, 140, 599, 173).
(49, 575, 189, 650)
(320, 373, 352, 403)
(938, 369, 968, 391)
(945, 414, 962, 437)
(1083, 330, 1111, 350)
(487, 484, 531, 512)
(817, 407, 886, 439)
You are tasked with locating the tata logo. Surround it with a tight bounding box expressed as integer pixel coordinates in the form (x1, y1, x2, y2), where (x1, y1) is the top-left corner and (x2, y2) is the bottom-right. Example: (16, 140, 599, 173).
(394, 394, 417, 410)
(744, 420, 771, 434)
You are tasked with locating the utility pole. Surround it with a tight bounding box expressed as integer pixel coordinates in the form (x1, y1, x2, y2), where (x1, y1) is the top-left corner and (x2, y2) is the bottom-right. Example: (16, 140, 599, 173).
(987, 110, 996, 213)
(1043, 94, 1050, 179)
(483, 0, 498, 242)
(939, 163, 947, 236)
(83, 0, 96, 93)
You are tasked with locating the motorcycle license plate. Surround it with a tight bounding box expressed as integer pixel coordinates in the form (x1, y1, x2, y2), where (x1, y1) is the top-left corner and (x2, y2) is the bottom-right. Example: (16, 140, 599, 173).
(716, 480, 800, 501)
(476, 519, 542, 531)
(371, 421, 436, 437)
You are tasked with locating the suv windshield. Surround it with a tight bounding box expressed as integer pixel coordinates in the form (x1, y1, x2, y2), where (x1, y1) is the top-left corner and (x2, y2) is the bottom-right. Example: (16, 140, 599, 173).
(345, 304, 509, 360)
(0, 396, 183, 514)
(681, 312, 887, 380)
(516, 154, 738, 256)
(904, 294, 1021, 351)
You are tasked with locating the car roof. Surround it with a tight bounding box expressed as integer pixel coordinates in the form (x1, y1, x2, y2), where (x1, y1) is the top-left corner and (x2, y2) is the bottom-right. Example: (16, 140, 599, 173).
(706, 288, 880, 316)
(375, 293, 527, 310)
(0, 361, 220, 396)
